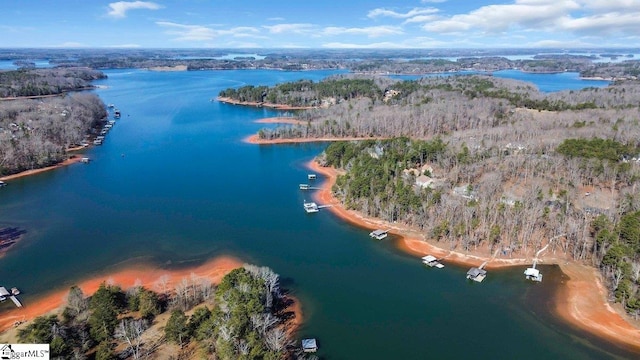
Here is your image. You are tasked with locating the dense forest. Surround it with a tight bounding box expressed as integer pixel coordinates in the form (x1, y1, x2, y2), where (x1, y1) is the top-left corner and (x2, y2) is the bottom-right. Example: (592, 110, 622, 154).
(14, 265, 307, 359)
(244, 74, 640, 316)
(0, 93, 106, 176)
(0, 68, 106, 98)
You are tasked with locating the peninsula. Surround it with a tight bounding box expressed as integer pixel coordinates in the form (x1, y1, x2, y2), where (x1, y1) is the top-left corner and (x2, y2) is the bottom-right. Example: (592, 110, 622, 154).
(0, 256, 303, 359)
(240, 72, 640, 352)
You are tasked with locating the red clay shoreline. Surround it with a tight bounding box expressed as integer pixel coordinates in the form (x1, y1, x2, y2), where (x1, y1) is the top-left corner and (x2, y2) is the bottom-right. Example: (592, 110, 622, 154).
(243, 133, 388, 145)
(303, 158, 640, 352)
(0, 256, 303, 336)
(217, 96, 315, 110)
(0, 156, 84, 182)
(254, 117, 306, 125)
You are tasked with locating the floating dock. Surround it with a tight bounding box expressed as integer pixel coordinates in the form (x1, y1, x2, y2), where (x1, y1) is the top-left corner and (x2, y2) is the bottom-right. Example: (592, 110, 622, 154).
(302, 338, 318, 353)
(0, 286, 22, 307)
(299, 184, 322, 191)
(307, 174, 316, 180)
(369, 229, 389, 240)
(422, 255, 445, 268)
(524, 267, 542, 282)
(303, 201, 319, 213)
(466, 261, 488, 282)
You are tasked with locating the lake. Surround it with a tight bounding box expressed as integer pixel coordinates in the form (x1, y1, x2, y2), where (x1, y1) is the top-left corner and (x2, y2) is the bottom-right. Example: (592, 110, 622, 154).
(0, 68, 634, 359)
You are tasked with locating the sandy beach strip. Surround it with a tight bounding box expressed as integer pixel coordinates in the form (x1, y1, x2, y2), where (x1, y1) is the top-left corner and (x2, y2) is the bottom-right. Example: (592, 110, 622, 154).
(0, 156, 84, 182)
(0, 256, 243, 333)
(306, 159, 640, 352)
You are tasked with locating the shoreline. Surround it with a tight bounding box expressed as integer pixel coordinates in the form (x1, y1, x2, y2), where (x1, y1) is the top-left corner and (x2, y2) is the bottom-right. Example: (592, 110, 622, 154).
(0, 256, 243, 333)
(0, 255, 304, 340)
(254, 117, 306, 125)
(0, 156, 84, 182)
(0, 87, 96, 101)
(217, 96, 316, 110)
(243, 134, 386, 145)
(306, 159, 640, 352)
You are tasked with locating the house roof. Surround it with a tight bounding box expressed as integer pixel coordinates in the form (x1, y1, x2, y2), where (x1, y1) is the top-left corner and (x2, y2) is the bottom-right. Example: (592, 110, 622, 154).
(416, 175, 433, 184)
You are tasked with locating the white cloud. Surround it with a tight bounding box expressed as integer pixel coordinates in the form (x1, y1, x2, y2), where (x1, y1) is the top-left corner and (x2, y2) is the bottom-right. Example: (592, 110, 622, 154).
(322, 42, 408, 49)
(423, 0, 580, 34)
(156, 21, 217, 41)
(156, 22, 263, 42)
(579, 0, 640, 11)
(367, 7, 439, 19)
(402, 15, 439, 24)
(559, 11, 640, 35)
(421, 0, 447, 3)
(321, 26, 403, 38)
(323, 36, 448, 49)
(52, 42, 86, 48)
(107, 1, 162, 18)
(263, 23, 315, 34)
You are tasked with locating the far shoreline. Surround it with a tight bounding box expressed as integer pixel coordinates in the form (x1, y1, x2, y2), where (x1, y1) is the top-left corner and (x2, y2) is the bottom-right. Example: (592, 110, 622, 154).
(303, 159, 640, 353)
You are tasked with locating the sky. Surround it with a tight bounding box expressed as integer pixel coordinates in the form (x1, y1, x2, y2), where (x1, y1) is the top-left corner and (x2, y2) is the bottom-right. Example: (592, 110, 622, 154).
(1, 0, 639, 49)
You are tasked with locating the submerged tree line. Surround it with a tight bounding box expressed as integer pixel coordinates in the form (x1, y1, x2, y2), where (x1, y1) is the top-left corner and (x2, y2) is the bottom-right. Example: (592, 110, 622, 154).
(16, 265, 307, 359)
(237, 74, 640, 316)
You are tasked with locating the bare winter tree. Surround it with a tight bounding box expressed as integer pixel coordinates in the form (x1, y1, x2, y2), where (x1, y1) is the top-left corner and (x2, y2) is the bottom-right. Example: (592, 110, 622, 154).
(114, 318, 148, 360)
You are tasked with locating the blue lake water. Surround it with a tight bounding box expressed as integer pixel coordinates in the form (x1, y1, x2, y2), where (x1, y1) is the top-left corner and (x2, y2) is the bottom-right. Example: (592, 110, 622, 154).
(0, 68, 635, 359)
(0, 59, 53, 70)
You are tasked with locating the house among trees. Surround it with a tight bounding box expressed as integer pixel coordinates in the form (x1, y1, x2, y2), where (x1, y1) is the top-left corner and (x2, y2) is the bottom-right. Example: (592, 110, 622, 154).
(415, 174, 434, 189)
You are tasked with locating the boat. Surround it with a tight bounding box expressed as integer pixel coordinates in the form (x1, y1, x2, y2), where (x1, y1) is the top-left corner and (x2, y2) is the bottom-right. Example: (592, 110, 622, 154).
(524, 267, 543, 282)
(421, 255, 445, 268)
(114, 110, 121, 119)
(81, 157, 90, 163)
(303, 201, 319, 213)
(369, 229, 388, 240)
